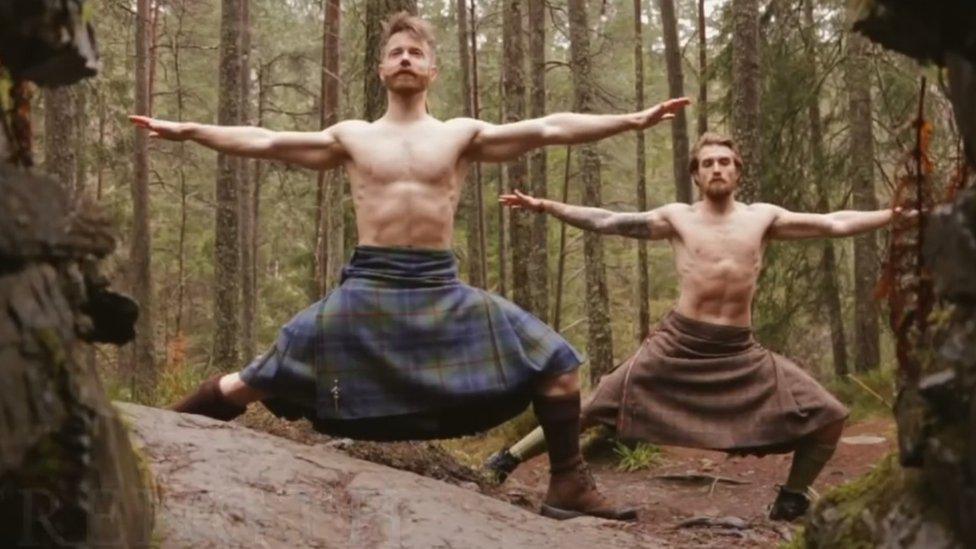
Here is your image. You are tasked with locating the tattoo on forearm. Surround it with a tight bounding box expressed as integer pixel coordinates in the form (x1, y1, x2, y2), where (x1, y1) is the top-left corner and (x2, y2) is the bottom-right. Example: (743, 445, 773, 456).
(544, 202, 653, 239)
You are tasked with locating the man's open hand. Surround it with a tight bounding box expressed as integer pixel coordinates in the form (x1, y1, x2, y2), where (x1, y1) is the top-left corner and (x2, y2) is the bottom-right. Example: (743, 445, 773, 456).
(637, 97, 692, 129)
(128, 115, 192, 140)
(499, 190, 544, 212)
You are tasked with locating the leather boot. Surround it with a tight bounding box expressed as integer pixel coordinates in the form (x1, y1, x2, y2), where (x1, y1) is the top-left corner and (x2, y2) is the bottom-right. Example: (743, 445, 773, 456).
(768, 486, 810, 521)
(170, 374, 246, 421)
(540, 459, 637, 521)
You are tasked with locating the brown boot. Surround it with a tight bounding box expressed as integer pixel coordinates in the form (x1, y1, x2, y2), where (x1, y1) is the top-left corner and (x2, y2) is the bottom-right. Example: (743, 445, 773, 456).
(170, 374, 246, 421)
(540, 459, 638, 521)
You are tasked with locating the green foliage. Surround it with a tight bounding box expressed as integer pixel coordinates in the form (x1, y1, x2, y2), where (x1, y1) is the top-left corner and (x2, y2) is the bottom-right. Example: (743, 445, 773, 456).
(613, 440, 662, 472)
(826, 366, 896, 421)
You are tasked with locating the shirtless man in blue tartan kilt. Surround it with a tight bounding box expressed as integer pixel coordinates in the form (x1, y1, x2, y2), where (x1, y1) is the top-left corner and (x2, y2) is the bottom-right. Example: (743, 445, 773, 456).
(130, 12, 689, 521)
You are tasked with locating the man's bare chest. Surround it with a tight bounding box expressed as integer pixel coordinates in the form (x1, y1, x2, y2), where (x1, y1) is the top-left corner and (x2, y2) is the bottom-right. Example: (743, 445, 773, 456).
(343, 130, 465, 185)
(674, 219, 767, 263)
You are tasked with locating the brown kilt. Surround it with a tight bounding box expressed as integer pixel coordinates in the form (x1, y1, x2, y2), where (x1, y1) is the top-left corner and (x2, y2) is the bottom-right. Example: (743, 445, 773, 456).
(585, 311, 849, 454)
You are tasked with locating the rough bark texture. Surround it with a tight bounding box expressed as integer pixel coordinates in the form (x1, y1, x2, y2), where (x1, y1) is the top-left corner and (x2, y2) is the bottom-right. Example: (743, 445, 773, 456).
(846, 32, 881, 373)
(730, 0, 761, 202)
(320, 0, 344, 293)
(804, 0, 848, 377)
(568, 0, 614, 384)
(240, 0, 256, 361)
(43, 86, 79, 197)
(0, 167, 153, 547)
(214, 0, 244, 371)
(130, 0, 156, 395)
(697, 0, 708, 136)
(123, 402, 661, 547)
(456, 0, 486, 288)
(526, 0, 549, 320)
(659, 0, 692, 204)
(314, 0, 342, 298)
(502, 0, 535, 316)
(633, 0, 650, 340)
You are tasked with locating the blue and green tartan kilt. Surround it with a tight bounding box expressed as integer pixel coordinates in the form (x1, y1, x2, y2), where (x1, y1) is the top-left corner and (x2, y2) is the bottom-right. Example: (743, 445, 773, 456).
(240, 246, 583, 440)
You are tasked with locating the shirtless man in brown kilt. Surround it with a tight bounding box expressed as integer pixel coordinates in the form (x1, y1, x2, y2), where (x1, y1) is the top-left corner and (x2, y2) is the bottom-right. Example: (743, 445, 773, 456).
(487, 132, 909, 521)
(130, 13, 689, 521)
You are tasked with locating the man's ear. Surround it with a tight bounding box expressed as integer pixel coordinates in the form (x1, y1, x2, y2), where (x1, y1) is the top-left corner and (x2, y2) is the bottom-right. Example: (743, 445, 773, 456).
(429, 65, 439, 83)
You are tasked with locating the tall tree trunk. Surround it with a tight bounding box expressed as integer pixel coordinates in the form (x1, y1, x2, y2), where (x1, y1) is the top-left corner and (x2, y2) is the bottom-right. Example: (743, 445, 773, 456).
(659, 0, 692, 204)
(568, 0, 614, 384)
(632, 0, 650, 340)
(527, 0, 549, 320)
(318, 0, 344, 292)
(44, 87, 78, 194)
(469, 1, 489, 287)
(173, 0, 188, 338)
(846, 32, 881, 372)
(804, 0, 848, 377)
(730, 0, 761, 202)
(697, 0, 708, 136)
(213, 0, 244, 371)
(502, 0, 535, 315)
(239, 0, 256, 361)
(130, 0, 156, 396)
(457, 0, 486, 288)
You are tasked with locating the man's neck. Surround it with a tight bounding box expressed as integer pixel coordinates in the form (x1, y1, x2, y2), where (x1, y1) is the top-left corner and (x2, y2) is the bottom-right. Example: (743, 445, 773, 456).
(383, 90, 429, 123)
(700, 194, 736, 215)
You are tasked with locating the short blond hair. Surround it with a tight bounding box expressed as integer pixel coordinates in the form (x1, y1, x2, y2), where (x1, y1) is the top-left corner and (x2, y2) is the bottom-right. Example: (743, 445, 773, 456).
(689, 132, 743, 174)
(380, 12, 437, 61)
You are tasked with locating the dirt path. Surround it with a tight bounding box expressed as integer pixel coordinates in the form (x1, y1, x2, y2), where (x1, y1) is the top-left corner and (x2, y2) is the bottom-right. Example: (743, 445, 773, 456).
(502, 418, 896, 548)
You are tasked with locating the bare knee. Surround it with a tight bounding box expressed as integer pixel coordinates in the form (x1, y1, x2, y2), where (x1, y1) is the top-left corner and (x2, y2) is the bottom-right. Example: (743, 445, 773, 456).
(218, 372, 269, 406)
(536, 371, 580, 397)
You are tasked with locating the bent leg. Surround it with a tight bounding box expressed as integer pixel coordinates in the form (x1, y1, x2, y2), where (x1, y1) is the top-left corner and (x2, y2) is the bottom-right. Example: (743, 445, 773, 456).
(784, 418, 845, 493)
(771, 418, 846, 521)
(170, 372, 268, 421)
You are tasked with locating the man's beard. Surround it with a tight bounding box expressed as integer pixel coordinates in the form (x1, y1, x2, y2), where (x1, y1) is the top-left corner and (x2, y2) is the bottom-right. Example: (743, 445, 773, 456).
(384, 71, 428, 94)
(702, 180, 734, 200)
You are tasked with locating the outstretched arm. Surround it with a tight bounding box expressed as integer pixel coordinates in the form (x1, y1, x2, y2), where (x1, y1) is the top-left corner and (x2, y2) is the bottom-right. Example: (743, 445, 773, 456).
(767, 205, 913, 240)
(465, 97, 691, 163)
(128, 116, 349, 170)
(500, 190, 674, 240)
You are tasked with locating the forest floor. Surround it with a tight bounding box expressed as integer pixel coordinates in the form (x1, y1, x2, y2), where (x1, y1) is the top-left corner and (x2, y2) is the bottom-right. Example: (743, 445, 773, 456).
(239, 408, 894, 548)
(500, 417, 895, 548)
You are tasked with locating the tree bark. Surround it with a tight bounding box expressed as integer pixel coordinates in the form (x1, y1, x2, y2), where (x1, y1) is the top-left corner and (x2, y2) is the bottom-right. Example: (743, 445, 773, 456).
(697, 0, 708, 136)
(804, 0, 848, 377)
(659, 0, 692, 204)
(214, 0, 244, 371)
(730, 0, 761, 202)
(44, 88, 78, 197)
(502, 0, 535, 315)
(130, 0, 156, 395)
(632, 0, 650, 340)
(469, 1, 489, 287)
(846, 32, 881, 372)
(527, 0, 549, 319)
(568, 0, 614, 384)
(240, 0, 256, 362)
(457, 0, 486, 288)
(318, 0, 344, 292)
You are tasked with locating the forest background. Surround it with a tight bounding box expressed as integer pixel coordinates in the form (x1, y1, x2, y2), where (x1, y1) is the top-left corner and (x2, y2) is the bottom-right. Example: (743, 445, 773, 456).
(35, 0, 966, 451)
